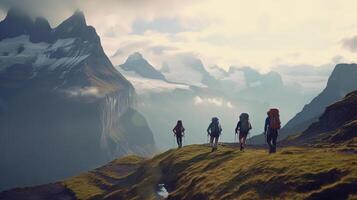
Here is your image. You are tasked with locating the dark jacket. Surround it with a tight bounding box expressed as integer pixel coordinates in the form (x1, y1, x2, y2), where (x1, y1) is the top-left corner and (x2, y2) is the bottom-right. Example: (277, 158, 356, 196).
(235, 121, 252, 133)
(207, 122, 222, 137)
(173, 125, 185, 137)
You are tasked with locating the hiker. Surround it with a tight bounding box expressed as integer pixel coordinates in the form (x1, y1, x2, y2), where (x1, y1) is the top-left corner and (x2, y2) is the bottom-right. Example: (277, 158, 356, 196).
(207, 117, 222, 152)
(264, 109, 281, 153)
(173, 120, 185, 148)
(235, 113, 252, 151)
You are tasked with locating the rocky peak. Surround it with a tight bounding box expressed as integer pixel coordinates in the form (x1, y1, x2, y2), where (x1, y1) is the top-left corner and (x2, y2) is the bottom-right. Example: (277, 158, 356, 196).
(0, 7, 34, 40)
(325, 64, 357, 92)
(120, 52, 166, 81)
(30, 17, 53, 43)
(126, 52, 144, 62)
(54, 9, 94, 41)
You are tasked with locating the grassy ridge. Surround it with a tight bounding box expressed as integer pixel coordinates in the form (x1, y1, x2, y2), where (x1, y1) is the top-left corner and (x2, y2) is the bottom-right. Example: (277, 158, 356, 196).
(63, 144, 357, 200)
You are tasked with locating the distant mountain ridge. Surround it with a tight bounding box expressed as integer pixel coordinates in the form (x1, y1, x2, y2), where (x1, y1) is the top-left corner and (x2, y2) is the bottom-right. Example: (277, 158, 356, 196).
(0, 8, 155, 191)
(250, 63, 357, 144)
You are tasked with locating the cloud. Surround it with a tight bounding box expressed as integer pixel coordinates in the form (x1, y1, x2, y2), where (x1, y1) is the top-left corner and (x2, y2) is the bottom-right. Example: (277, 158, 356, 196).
(341, 36, 357, 52)
(272, 57, 343, 93)
(147, 45, 178, 55)
(221, 69, 246, 91)
(66, 87, 102, 97)
(194, 96, 234, 108)
(132, 17, 185, 34)
(2, 0, 357, 73)
(226, 101, 234, 108)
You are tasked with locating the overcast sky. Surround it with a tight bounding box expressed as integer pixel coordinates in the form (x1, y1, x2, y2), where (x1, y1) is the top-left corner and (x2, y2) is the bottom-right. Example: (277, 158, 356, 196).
(1, 0, 357, 73)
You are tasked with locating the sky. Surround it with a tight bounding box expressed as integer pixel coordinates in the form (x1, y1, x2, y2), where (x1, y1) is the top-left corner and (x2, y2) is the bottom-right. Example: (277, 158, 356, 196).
(1, 0, 357, 91)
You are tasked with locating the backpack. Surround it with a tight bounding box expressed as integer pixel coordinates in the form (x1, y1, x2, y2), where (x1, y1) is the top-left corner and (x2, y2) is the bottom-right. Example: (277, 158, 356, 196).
(211, 121, 222, 134)
(268, 108, 281, 130)
(239, 113, 251, 132)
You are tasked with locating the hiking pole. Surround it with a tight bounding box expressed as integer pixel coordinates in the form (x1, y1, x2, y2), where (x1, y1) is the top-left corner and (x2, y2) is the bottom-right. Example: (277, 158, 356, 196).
(264, 131, 269, 153)
(173, 134, 176, 148)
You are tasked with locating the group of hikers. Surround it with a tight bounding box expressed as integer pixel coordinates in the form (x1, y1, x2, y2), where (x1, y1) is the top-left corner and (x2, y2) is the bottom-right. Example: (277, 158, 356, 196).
(172, 108, 281, 153)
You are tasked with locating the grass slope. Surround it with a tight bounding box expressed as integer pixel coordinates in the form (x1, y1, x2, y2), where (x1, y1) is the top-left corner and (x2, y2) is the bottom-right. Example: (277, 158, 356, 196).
(62, 144, 357, 200)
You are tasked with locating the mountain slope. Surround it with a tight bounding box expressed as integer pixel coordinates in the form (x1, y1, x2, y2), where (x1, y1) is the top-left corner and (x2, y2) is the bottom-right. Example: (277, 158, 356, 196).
(0, 9, 155, 191)
(285, 90, 357, 146)
(119, 52, 166, 81)
(251, 64, 357, 144)
(1, 144, 356, 200)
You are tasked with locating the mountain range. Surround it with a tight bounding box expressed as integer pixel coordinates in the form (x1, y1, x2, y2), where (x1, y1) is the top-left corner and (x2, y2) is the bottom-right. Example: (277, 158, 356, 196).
(116, 52, 317, 150)
(0, 9, 155, 191)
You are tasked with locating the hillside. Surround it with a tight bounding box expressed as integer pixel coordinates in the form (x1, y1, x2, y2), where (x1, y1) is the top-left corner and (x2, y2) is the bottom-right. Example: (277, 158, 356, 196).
(2, 89, 357, 199)
(1, 144, 356, 200)
(285, 90, 357, 146)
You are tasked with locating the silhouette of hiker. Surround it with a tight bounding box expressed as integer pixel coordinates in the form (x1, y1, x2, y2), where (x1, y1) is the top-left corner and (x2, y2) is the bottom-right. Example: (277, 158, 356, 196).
(235, 113, 252, 151)
(264, 109, 281, 153)
(207, 117, 222, 152)
(173, 120, 185, 148)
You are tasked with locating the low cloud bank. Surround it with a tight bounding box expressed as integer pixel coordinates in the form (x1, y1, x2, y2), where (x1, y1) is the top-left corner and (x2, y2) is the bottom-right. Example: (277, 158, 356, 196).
(194, 96, 234, 108)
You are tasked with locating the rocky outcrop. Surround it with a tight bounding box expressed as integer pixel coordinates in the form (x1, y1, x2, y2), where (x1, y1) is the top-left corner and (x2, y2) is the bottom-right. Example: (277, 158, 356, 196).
(288, 91, 357, 145)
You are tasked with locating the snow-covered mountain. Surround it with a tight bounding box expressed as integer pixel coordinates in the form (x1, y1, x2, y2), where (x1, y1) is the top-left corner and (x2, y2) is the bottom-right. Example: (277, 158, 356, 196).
(120, 52, 167, 81)
(0, 9, 155, 191)
(160, 53, 218, 88)
(117, 52, 189, 94)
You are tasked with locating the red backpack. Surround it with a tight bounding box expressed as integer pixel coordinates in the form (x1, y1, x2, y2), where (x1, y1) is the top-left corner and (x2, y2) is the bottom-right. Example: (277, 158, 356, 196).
(268, 108, 281, 130)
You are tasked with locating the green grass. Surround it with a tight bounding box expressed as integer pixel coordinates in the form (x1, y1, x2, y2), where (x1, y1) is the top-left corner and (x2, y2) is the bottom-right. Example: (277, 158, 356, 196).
(63, 145, 357, 200)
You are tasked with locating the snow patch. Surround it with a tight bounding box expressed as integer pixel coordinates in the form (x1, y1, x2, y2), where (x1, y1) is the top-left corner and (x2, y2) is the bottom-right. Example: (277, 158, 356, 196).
(48, 38, 75, 51)
(117, 68, 190, 94)
(47, 55, 89, 71)
(0, 35, 49, 71)
(0, 35, 89, 75)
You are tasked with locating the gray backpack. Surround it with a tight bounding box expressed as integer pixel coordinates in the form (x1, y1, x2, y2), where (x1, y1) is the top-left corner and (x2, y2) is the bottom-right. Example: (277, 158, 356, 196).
(239, 113, 251, 132)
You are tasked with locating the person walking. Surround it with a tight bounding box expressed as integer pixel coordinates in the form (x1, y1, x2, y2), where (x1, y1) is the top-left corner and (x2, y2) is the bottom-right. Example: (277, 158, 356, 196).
(235, 113, 252, 151)
(207, 117, 222, 152)
(264, 109, 281, 153)
(173, 120, 185, 149)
